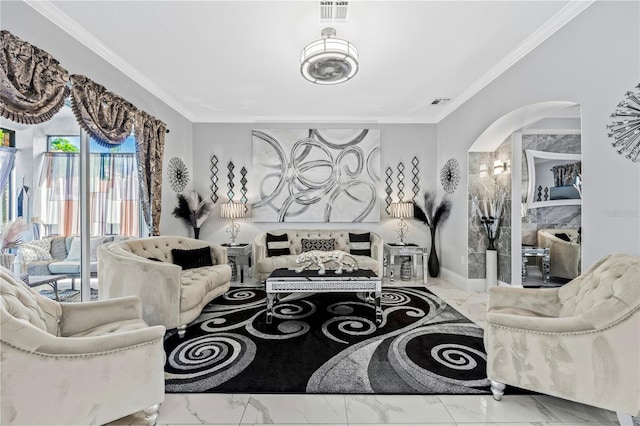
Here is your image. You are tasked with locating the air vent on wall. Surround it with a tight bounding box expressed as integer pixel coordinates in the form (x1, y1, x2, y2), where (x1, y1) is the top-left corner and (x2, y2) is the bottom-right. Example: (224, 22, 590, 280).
(431, 98, 451, 105)
(320, 1, 349, 23)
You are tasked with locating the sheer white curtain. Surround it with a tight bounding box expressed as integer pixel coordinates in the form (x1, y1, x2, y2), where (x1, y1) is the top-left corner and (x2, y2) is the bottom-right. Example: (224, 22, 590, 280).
(38, 153, 139, 237)
(0, 146, 16, 195)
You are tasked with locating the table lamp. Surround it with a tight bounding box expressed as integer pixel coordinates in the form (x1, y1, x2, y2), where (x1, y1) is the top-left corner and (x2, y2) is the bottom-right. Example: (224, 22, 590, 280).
(389, 202, 414, 245)
(221, 202, 245, 246)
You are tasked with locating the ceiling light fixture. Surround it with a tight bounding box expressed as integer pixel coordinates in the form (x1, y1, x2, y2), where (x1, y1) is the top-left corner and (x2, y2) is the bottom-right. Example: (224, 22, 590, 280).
(300, 27, 359, 85)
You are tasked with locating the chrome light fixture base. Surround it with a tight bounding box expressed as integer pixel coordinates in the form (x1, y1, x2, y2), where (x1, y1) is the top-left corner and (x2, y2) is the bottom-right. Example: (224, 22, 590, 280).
(300, 27, 359, 85)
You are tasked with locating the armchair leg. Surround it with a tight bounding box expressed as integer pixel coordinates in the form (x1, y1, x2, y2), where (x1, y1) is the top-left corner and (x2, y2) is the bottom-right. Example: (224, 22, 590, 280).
(143, 403, 160, 426)
(490, 380, 506, 401)
(177, 324, 187, 338)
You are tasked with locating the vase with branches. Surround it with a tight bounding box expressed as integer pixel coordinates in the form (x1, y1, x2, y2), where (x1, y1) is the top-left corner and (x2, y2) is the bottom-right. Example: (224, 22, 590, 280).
(472, 185, 507, 250)
(172, 190, 213, 239)
(412, 191, 452, 277)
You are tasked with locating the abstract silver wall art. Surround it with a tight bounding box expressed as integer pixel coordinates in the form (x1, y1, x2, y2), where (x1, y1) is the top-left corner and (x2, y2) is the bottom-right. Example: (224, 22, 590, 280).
(397, 162, 405, 201)
(240, 166, 248, 212)
(167, 157, 189, 193)
(440, 158, 461, 194)
(384, 166, 393, 215)
(411, 156, 420, 201)
(210, 155, 219, 203)
(606, 83, 640, 163)
(227, 161, 235, 202)
(252, 128, 380, 222)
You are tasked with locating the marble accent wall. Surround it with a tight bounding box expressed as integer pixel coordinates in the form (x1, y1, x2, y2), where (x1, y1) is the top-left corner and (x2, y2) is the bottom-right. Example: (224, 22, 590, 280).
(522, 134, 582, 245)
(468, 136, 512, 283)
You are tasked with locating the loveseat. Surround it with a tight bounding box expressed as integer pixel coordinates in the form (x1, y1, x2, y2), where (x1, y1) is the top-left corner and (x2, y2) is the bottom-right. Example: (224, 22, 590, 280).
(253, 230, 383, 282)
(98, 236, 231, 337)
(18, 235, 126, 286)
(537, 228, 581, 279)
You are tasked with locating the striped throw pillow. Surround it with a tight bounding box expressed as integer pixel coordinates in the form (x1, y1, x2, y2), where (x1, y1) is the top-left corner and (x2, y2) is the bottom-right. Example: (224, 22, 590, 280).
(349, 233, 372, 257)
(266, 233, 290, 256)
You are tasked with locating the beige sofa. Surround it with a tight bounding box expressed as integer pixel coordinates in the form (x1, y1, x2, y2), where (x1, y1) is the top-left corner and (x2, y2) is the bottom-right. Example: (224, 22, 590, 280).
(1, 266, 166, 426)
(98, 236, 231, 337)
(537, 228, 581, 279)
(253, 229, 383, 282)
(485, 254, 639, 418)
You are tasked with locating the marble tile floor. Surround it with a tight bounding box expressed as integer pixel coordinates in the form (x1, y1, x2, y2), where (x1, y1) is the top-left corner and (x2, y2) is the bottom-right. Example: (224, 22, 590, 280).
(108, 276, 621, 426)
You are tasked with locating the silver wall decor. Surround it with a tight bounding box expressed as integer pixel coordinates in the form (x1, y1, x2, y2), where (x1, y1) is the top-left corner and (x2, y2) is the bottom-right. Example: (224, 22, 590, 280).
(411, 156, 420, 201)
(252, 128, 380, 222)
(167, 157, 189, 193)
(227, 161, 235, 202)
(397, 162, 405, 201)
(440, 158, 461, 194)
(240, 166, 248, 212)
(210, 155, 219, 203)
(384, 166, 393, 215)
(606, 83, 640, 163)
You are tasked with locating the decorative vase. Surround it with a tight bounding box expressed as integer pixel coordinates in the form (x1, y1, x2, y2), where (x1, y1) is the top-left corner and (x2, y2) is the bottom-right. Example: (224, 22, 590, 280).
(400, 257, 412, 281)
(486, 249, 498, 288)
(428, 227, 440, 277)
(193, 227, 200, 239)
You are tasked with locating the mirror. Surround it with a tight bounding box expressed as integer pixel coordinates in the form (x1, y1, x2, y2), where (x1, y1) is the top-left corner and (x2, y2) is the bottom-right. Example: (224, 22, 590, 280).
(525, 149, 581, 209)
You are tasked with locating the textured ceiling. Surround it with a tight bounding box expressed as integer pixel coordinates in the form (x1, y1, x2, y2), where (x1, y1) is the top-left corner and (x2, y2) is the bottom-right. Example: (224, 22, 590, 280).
(33, 1, 589, 123)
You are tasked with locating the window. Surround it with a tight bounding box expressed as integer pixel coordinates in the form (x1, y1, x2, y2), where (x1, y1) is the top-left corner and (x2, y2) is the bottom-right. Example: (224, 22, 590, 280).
(39, 135, 140, 237)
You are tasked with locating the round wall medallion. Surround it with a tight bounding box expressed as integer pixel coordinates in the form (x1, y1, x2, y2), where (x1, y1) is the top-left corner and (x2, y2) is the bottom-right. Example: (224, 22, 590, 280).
(606, 83, 640, 163)
(167, 157, 189, 193)
(440, 158, 461, 194)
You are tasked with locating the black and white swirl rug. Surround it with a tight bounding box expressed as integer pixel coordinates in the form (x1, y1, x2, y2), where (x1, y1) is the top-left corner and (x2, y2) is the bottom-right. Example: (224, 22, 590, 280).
(164, 287, 493, 394)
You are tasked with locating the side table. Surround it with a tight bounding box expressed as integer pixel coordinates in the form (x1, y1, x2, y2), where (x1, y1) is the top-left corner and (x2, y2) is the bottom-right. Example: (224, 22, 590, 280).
(383, 243, 428, 284)
(521, 246, 550, 284)
(222, 243, 252, 284)
(27, 274, 68, 301)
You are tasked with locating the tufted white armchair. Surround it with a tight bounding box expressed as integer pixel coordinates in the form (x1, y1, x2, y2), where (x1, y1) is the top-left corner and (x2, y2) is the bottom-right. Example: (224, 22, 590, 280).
(0, 267, 166, 425)
(537, 228, 581, 279)
(98, 236, 231, 337)
(485, 254, 639, 418)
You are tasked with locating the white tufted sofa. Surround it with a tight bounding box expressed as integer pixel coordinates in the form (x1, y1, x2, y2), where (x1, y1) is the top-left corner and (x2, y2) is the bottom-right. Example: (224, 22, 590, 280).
(1, 266, 165, 425)
(253, 229, 383, 282)
(537, 228, 581, 279)
(485, 253, 640, 418)
(98, 236, 231, 337)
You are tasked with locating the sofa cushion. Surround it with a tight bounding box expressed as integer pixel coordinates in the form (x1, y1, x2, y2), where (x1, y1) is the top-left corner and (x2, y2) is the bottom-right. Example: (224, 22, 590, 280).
(171, 247, 214, 270)
(180, 265, 232, 312)
(67, 318, 149, 338)
(49, 236, 68, 259)
(267, 233, 290, 256)
(349, 232, 372, 257)
(65, 236, 106, 262)
(48, 260, 98, 274)
(17, 239, 52, 262)
(301, 238, 335, 252)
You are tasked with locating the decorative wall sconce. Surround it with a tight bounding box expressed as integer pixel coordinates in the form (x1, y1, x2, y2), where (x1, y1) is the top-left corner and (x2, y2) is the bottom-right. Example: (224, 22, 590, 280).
(221, 202, 246, 246)
(389, 202, 414, 245)
(493, 160, 509, 175)
(479, 164, 488, 178)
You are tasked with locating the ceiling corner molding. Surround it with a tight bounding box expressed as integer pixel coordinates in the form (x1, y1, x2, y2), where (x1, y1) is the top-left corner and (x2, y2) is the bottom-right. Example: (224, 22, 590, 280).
(434, 0, 595, 123)
(24, 0, 196, 122)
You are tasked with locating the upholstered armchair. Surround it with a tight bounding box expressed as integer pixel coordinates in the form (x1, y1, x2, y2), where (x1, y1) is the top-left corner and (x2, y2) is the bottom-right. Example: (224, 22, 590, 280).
(485, 254, 639, 419)
(98, 236, 231, 337)
(537, 228, 581, 279)
(0, 267, 166, 426)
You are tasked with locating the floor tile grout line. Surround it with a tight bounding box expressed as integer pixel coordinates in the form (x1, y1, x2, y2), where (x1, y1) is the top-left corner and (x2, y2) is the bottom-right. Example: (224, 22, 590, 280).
(238, 393, 252, 425)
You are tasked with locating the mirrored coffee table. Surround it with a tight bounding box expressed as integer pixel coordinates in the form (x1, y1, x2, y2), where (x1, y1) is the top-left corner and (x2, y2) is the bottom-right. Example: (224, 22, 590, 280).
(265, 268, 382, 325)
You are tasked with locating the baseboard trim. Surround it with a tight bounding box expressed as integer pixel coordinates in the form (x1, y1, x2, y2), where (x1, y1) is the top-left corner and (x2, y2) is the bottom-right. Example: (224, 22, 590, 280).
(441, 268, 471, 291)
(468, 278, 486, 293)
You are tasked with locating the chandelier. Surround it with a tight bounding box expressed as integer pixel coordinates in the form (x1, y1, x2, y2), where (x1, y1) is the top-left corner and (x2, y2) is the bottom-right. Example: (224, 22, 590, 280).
(606, 83, 640, 163)
(300, 27, 359, 85)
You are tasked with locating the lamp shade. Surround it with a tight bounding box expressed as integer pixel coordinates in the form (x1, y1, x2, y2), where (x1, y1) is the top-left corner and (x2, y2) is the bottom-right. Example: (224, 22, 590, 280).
(390, 202, 414, 219)
(221, 202, 245, 219)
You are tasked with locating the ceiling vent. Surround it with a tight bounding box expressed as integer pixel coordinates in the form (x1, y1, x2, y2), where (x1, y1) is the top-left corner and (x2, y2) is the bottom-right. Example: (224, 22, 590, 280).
(431, 98, 451, 105)
(320, 1, 350, 23)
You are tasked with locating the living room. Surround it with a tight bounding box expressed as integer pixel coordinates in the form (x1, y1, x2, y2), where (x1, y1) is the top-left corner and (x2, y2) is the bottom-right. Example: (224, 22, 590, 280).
(1, 1, 639, 426)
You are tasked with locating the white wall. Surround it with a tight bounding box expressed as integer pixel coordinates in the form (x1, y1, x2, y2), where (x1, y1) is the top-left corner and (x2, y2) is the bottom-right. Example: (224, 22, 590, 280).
(1, 1, 193, 235)
(438, 0, 640, 282)
(191, 123, 437, 246)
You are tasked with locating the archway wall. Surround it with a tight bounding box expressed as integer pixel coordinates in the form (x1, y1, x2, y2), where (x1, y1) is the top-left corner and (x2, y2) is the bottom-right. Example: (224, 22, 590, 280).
(436, 1, 640, 286)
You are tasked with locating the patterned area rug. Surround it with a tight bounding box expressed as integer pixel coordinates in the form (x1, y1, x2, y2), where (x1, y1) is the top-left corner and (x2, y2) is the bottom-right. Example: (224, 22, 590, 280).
(164, 287, 500, 394)
(39, 288, 99, 302)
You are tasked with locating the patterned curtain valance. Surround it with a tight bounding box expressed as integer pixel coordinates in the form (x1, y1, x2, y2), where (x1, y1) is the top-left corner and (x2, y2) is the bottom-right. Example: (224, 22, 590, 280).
(0, 30, 70, 125)
(551, 161, 582, 187)
(70, 74, 137, 148)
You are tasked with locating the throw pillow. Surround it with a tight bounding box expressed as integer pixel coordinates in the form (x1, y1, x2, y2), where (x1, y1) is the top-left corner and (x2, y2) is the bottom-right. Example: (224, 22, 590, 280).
(555, 232, 571, 242)
(65, 237, 81, 261)
(301, 238, 335, 252)
(17, 239, 53, 262)
(171, 247, 214, 270)
(49, 236, 67, 259)
(266, 233, 290, 256)
(349, 232, 372, 257)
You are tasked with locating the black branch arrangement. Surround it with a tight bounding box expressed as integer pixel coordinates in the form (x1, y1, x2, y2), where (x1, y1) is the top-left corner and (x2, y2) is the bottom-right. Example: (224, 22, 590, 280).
(172, 190, 213, 239)
(412, 191, 452, 277)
